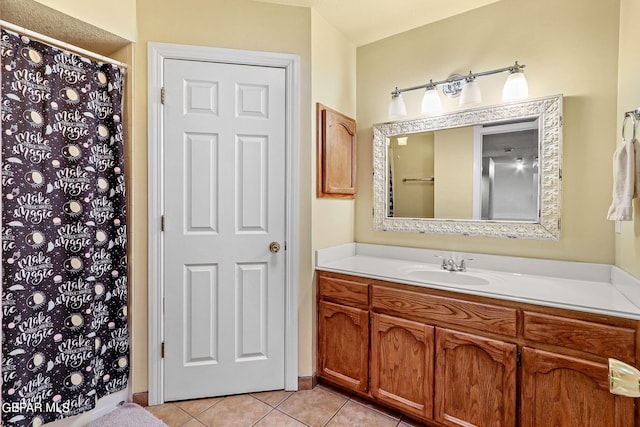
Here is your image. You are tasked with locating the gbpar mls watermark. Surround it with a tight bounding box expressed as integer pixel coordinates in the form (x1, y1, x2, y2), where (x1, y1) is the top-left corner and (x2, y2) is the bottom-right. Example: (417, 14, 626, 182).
(2, 401, 71, 413)
(1, 399, 72, 426)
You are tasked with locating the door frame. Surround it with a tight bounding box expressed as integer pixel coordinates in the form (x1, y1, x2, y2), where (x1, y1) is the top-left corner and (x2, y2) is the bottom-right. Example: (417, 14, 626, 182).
(147, 42, 300, 405)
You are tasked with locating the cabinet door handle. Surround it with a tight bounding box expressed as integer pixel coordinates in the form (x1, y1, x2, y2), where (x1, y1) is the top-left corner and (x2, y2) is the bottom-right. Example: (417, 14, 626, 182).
(609, 358, 640, 397)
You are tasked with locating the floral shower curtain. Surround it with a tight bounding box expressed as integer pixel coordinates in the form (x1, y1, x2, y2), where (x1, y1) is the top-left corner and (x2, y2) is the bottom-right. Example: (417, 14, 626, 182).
(1, 28, 128, 427)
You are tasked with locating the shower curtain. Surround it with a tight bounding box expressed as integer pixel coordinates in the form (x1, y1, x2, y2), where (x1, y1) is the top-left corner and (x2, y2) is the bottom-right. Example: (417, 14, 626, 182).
(1, 28, 128, 427)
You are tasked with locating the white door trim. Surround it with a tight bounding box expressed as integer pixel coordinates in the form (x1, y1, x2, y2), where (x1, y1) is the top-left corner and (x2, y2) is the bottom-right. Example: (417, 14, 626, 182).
(147, 42, 300, 405)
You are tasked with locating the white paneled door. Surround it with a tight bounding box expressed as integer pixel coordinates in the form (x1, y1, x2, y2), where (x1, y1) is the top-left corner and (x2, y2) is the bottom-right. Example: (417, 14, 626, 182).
(163, 59, 286, 401)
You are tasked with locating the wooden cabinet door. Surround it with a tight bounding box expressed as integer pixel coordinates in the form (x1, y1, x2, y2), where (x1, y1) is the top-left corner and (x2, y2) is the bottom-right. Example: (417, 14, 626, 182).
(435, 328, 517, 427)
(316, 103, 356, 198)
(371, 313, 435, 421)
(521, 347, 635, 427)
(317, 301, 369, 393)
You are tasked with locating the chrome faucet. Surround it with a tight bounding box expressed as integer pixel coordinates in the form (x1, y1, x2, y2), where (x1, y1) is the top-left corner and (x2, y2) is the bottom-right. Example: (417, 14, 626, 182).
(437, 256, 473, 272)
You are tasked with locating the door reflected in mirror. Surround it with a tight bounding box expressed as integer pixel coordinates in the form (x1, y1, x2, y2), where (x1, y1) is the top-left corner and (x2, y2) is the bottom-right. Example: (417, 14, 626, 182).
(479, 120, 538, 221)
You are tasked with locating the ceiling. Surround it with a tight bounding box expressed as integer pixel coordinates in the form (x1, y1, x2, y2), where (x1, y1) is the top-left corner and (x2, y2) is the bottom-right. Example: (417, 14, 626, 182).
(253, 0, 500, 46)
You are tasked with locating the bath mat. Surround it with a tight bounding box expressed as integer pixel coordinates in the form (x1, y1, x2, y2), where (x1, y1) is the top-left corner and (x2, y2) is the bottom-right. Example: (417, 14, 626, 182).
(88, 403, 169, 427)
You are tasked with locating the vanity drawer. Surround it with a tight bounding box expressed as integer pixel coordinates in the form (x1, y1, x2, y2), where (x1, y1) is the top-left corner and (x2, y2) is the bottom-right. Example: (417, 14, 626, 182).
(372, 285, 517, 337)
(318, 274, 369, 307)
(523, 311, 636, 361)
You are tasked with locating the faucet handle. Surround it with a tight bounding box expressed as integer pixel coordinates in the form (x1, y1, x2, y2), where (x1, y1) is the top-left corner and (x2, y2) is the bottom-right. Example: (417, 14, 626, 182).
(459, 258, 474, 271)
(435, 255, 447, 269)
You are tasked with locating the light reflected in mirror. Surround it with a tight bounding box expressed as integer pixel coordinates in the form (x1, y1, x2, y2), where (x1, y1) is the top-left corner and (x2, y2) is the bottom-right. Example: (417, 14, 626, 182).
(388, 119, 539, 221)
(373, 95, 562, 240)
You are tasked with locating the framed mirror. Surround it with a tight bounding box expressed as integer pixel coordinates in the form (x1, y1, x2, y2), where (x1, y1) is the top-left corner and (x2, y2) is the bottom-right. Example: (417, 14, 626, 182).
(373, 94, 562, 240)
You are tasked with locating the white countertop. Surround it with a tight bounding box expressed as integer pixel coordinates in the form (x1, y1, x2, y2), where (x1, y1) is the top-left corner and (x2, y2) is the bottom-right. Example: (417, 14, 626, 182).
(316, 243, 640, 320)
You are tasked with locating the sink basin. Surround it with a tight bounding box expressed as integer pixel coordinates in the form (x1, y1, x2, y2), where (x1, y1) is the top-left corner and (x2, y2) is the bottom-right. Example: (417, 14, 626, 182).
(406, 269, 490, 286)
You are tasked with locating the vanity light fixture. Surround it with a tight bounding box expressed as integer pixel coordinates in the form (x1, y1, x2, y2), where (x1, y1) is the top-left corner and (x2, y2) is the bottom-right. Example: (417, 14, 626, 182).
(459, 74, 482, 107)
(397, 136, 408, 146)
(388, 88, 408, 120)
(388, 61, 527, 119)
(420, 80, 443, 114)
(502, 63, 529, 101)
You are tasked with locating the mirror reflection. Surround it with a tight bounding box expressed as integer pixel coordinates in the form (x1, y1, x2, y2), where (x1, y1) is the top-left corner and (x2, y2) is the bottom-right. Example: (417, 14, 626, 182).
(477, 121, 538, 221)
(388, 119, 539, 221)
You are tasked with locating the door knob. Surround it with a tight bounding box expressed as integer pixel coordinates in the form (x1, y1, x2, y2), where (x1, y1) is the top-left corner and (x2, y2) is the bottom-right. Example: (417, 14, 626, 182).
(269, 242, 281, 253)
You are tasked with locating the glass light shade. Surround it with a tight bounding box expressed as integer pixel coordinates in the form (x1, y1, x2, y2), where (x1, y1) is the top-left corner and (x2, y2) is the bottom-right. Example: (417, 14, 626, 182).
(388, 94, 407, 120)
(421, 88, 442, 115)
(502, 71, 529, 101)
(609, 358, 640, 397)
(397, 137, 408, 146)
(459, 80, 482, 107)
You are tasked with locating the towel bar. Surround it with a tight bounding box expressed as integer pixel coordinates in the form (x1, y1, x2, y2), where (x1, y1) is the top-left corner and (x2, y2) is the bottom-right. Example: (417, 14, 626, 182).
(402, 177, 435, 183)
(622, 108, 640, 140)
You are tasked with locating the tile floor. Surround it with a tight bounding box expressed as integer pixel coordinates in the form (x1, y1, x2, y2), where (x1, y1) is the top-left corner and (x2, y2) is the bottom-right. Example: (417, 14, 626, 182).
(145, 383, 428, 427)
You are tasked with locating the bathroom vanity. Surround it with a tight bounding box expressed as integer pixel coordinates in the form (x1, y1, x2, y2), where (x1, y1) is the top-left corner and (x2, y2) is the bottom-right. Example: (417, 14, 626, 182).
(316, 244, 640, 427)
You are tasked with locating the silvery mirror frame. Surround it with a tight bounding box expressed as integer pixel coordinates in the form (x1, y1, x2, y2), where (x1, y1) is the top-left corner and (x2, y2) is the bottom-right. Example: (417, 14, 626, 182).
(373, 94, 563, 240)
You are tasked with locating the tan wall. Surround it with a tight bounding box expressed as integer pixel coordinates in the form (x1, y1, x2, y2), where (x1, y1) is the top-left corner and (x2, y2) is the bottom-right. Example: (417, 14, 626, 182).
(33, 0, 137, 41)
(356, 0, 620, 264)
(310, 9, 357, 374)
(616, 0, 640, 277)
(391, 133, 435, 218)
(311, 10, 357, 249)
(434, 127, 474, 219)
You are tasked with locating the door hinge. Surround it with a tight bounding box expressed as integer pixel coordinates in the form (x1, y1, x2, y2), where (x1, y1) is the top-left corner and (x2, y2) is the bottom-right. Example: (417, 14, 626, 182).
(161, 342, 165, 358)
(516, 350, 522, 367)
(161, 87, 165, 105)
(161, 215, 165, 232)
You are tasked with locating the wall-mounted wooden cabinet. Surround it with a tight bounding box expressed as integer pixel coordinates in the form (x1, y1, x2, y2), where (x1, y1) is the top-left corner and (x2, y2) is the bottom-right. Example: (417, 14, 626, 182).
(316, 270, 638, 427)
(316, 103, 356, 198)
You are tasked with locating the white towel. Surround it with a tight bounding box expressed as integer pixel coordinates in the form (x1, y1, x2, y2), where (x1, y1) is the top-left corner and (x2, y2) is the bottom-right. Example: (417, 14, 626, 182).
(636, 139, 640, 198)
(607, 138, 639, 221)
